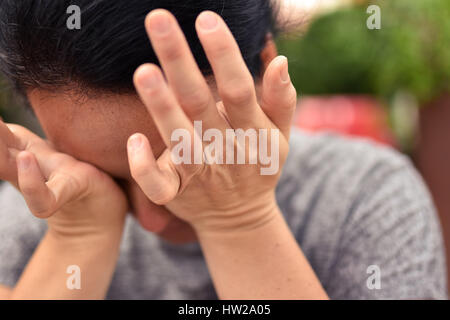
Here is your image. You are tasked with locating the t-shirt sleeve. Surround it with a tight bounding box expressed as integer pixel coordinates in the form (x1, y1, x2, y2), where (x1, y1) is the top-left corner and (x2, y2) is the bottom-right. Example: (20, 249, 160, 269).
(0, 182, 47, 288)
(325, 155, 447, 299)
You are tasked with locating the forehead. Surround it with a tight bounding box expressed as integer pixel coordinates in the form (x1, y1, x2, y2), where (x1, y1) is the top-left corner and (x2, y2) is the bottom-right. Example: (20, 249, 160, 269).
(26, 89, 162, 179)
(26, 89, 154, 135)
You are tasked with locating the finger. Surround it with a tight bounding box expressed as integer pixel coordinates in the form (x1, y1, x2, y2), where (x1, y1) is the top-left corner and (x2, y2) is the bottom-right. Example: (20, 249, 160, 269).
(8, 125, 71, 180)
(0, 121, 19, 182)
(0, 121, 21, 183)
(17, 151, 83, 219)
(0, 138, 17, 183)
(16, 151, 57, 218)
(145, 10, 224, 129)
(2, 123, 56, 187)
(0, 120, 19, 149)
(134, 65, 204, 180)
(6, 123, 44, 152)
(127, 133, 179, 205)
(134, 64, 195, 148)
(261, 56, 297, 139)
(195, 11, 265, 129)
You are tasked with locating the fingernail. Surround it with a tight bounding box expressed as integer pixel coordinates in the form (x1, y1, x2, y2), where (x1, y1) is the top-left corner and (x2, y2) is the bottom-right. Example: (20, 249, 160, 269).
(198, 11, 218, 30)
(128, 135, 143, 151)
(280, 56, 290, 83)
(149, 11, 171, 35)
(139, 68, 161, 89)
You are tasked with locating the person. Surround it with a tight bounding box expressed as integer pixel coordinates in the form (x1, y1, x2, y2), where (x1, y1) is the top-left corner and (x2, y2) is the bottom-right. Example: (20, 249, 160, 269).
(0, 0, 447, 299)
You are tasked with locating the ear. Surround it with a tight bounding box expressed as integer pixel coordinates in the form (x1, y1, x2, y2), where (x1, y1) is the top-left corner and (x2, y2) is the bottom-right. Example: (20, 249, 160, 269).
(260, 33, 278, 75)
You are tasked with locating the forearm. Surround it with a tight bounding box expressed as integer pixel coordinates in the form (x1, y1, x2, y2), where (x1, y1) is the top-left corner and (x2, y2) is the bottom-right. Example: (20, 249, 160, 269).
(197, 207, 329, 300)
(10, 228, 123, 300)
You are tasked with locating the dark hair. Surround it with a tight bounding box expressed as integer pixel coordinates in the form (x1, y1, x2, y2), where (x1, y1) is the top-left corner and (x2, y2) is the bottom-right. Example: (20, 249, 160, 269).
(0, 0, 277, 95)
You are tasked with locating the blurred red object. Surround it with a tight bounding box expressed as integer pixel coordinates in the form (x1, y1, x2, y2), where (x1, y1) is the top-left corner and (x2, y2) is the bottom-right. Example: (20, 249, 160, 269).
(294, 95, 397, 147)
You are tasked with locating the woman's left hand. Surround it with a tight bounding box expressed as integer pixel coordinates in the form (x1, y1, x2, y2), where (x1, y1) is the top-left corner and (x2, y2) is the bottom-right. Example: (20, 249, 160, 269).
(127, 9, 297, 236)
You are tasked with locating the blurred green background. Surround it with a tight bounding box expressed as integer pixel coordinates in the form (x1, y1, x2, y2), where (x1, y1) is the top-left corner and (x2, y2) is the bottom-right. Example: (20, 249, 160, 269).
(276, 0, 450, 151)
(277, 0, 450, 104)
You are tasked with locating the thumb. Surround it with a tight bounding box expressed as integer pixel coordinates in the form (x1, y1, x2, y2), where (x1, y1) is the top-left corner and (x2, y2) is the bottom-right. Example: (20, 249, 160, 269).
(127, 133, 180, 205)
(16, 151, 82, 219)
(260, 56, 297, 140)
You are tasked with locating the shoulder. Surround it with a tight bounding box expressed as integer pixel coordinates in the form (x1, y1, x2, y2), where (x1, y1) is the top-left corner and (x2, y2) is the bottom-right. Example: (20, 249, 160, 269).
(277, 129, 447, 299)
(277, 128, 414, 227)
(279, 128, 428, 212)
(283, 128, 410, 185)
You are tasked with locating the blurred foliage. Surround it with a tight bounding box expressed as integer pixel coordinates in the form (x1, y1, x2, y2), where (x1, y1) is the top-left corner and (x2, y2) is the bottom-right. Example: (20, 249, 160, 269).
(277, 0, 450, 105)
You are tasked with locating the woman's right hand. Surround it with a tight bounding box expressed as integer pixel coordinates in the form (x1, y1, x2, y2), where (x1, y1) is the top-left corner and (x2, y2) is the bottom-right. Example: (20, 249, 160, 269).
(0, 119, 128, 240)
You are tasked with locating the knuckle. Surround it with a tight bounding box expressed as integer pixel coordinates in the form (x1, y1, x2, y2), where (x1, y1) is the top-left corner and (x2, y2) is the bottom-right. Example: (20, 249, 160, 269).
(150, 94, 174, 114)
(69, 166, 92, 194)
(285, 93, 297, 111)
(161, 44, 184, 62)
(269, 85, 297, 115)
(287, 85, 298, 106)
(220, 82, 255, 106)
(180, 89, 211, 117)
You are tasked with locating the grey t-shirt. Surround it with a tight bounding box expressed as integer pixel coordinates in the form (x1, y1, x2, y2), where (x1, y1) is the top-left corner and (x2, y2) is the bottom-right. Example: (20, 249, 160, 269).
(0, 129, 447, 299)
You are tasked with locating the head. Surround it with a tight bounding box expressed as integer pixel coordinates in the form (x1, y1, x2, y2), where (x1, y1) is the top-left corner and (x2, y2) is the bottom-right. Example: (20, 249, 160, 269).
(0, 0, 279, 241)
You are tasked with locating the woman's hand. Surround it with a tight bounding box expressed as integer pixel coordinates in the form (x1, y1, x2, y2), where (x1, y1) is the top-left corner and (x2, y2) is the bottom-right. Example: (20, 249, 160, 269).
(0, 120, 128, 239)
(127, 10, 297, 236)
(127, 10, 327, 299)
(1, 120, 128, 299)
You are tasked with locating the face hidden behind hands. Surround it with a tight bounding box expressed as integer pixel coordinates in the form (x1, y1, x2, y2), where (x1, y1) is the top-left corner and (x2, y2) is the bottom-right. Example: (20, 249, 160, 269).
(1, 0, 279, 242)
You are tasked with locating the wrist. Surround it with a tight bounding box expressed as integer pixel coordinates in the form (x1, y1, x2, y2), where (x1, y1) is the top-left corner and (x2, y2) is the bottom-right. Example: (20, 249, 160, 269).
(194, 205, 328, 300)
(193, 197, 282, 239)
(13, 224, 124, 300)
(47, 222, 124, 249)
(46, 205, 126, 245)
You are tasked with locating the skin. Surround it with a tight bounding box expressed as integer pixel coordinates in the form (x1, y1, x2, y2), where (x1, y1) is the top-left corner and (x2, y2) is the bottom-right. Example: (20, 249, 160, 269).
(0, 10, 328, 299)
